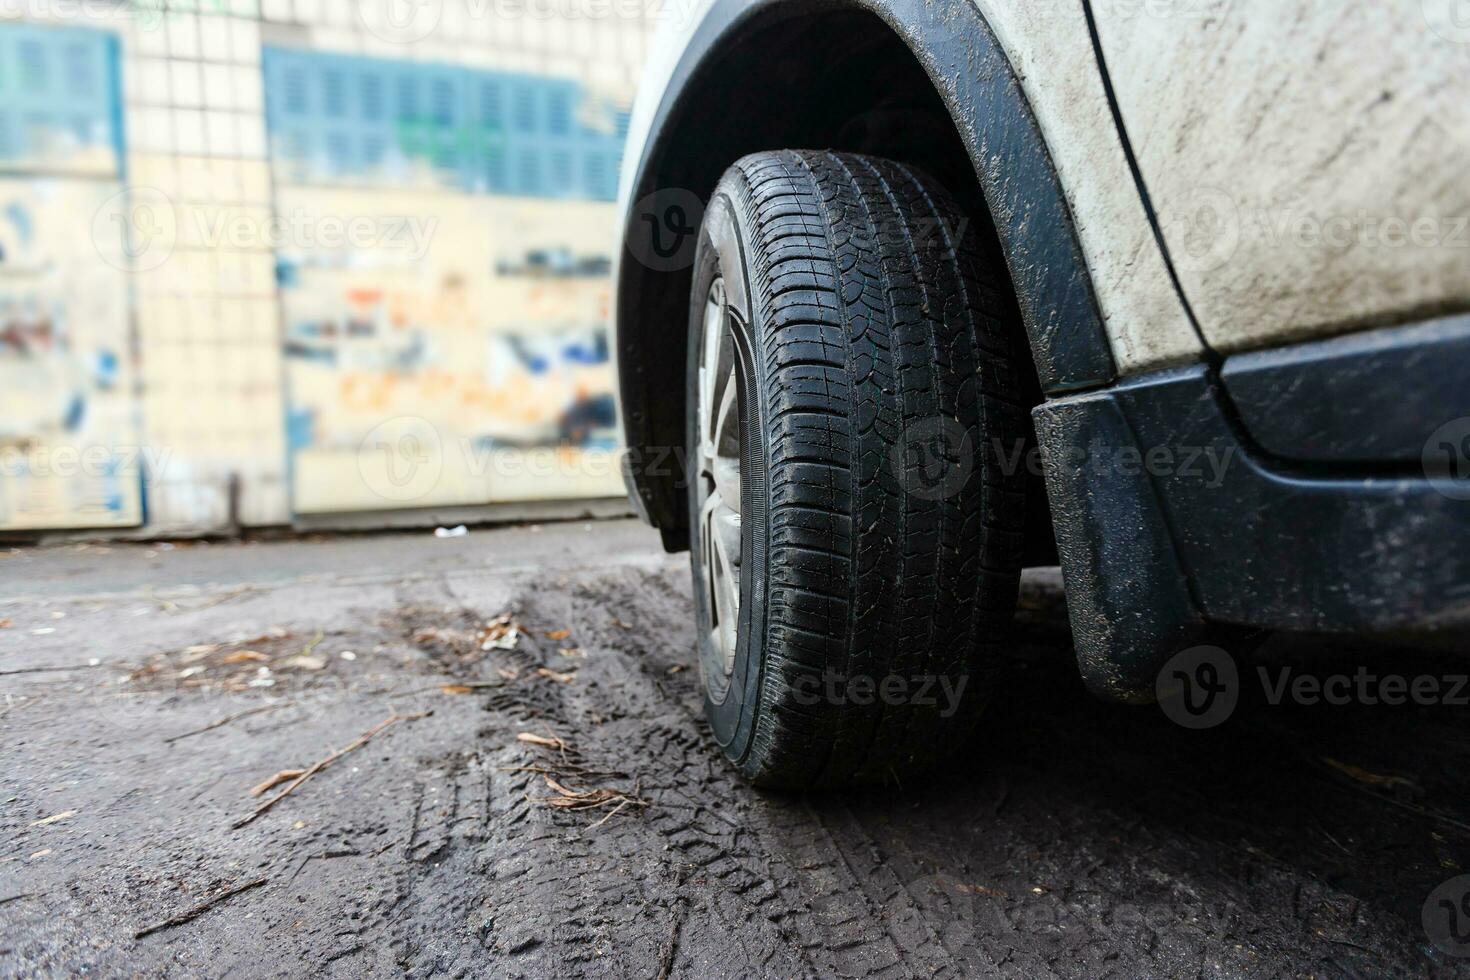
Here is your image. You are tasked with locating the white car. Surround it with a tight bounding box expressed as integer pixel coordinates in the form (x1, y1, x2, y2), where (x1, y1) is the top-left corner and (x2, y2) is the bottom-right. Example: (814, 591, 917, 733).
(613, 0, 1470, 787)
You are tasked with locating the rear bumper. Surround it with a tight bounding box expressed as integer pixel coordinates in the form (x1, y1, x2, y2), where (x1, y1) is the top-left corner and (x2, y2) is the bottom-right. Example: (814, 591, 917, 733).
(1036, 313, 1470, 702)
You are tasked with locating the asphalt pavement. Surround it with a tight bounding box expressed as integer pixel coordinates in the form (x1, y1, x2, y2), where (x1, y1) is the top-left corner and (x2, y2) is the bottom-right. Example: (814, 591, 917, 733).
(2, 520, 1468, 977)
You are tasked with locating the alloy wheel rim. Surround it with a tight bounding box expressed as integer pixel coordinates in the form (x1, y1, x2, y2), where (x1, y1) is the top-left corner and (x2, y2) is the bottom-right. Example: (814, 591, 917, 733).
(696, 277, 742, 702)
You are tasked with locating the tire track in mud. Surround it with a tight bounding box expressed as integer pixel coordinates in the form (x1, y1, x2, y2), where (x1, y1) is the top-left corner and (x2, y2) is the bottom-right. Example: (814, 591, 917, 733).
(435, 562, 977, 979)
(390, 558, 1470, 979)
(7, 528, 1469, 978)
(328, 560, 1468, 979)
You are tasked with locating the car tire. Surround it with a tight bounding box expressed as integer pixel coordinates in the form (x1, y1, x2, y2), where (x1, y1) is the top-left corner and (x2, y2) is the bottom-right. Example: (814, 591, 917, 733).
(687, 149, 1027, 789)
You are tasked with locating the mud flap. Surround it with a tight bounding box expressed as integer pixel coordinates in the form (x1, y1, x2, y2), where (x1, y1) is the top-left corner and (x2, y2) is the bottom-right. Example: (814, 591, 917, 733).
(1033, 387, 1209, 704)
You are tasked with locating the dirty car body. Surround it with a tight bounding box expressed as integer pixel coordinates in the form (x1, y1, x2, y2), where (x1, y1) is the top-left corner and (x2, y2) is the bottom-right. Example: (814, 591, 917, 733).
(613, 0, 1470, 780)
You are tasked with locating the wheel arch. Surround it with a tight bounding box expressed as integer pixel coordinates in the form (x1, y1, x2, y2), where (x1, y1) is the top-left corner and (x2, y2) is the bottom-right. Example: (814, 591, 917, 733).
(616, 0, 1116, 548)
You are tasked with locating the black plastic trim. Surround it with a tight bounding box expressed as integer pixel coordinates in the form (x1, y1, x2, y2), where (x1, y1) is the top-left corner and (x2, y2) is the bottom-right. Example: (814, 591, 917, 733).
(1220, 313, 1470, 466)
(1037, 321, 1470, 701)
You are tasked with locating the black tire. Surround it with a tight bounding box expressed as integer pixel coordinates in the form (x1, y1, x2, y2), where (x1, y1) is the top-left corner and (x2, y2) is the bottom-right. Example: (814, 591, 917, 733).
(687, 149, 1027, 789)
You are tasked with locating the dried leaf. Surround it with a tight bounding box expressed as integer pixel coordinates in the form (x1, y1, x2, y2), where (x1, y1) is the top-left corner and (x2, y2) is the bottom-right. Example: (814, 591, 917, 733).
(516, 732, 564, 749)
(30, 810, 77, 827)
(559, 648, 585, 659)
(529, 774, 651, 817)
(1323, 757, 1416, 789)
(535, 667, 576, 684)
(667, 664, 686, 675)
(441, 684, 475, 695)
(481, 632, 519, 652)
(545, 630, 572, 642)
(219, 650, 269, 665)
(496, 667, 521, 681)
(0, 619, 13, 629)
(278, 654, 326, 671)
(543, 774, 584, 797)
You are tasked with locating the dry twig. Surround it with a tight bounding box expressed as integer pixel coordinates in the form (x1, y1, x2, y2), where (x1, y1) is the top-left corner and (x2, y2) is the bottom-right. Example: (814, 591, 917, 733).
(0, 664, 100, 677)
(249, 769, 307, 797)
(164, 703, 287, 744)
(232, 712, 428, 829)
(134, 878, 268, 939)
(516, 732, 565, 750)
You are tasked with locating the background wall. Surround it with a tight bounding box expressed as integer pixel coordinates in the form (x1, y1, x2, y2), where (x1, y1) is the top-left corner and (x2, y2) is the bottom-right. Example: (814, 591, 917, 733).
(0, 0, 655, 537)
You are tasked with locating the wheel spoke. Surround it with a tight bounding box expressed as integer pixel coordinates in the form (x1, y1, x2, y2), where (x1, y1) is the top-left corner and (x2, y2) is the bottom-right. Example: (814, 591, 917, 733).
(702, 283, 727, 445)
(695, 277, 743, 699)
(714, 364, 739, 445)
(711, 505, 742, 573)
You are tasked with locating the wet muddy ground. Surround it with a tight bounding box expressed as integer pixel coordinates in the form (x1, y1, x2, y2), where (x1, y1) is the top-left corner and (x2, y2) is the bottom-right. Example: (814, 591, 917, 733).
(2, 519, 1468, 977)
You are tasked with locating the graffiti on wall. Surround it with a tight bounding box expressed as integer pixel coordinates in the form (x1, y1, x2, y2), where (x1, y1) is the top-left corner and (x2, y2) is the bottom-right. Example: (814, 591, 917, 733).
(266, 49, 627, 514)
(277, 188, 622, 513)
(0, 25, 141, 531)
(0, 180, 142, 530)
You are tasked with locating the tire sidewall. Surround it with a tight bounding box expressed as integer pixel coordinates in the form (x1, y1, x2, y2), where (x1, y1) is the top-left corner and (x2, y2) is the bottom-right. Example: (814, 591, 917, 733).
(687, 189, 768, 764)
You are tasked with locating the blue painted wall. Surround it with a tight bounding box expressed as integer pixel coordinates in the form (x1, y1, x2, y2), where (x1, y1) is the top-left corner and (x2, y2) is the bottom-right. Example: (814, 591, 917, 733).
(0, 22, 121, 172)
(262, 47, 627, 200)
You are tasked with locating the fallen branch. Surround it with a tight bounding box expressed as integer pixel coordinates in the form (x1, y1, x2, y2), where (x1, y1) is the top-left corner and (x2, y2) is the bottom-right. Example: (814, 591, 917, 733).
(0, 664, 101, 677)
(249, 769, 307, 797)
(134, 878, 267, 939)
(390, 680, 505, 698)
(232, 712, 429, 829)
(289, 849, 361, 882)
(164, 703, 287, 745)
(588, 798, 632, 830)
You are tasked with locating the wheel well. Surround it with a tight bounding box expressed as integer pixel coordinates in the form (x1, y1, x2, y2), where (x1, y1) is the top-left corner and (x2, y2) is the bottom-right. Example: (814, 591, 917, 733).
(620, 5, 1052, 561)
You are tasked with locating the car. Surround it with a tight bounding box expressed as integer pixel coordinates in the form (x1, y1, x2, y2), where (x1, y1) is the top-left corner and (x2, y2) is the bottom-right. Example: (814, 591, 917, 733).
(612, 0, 1470, 788)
